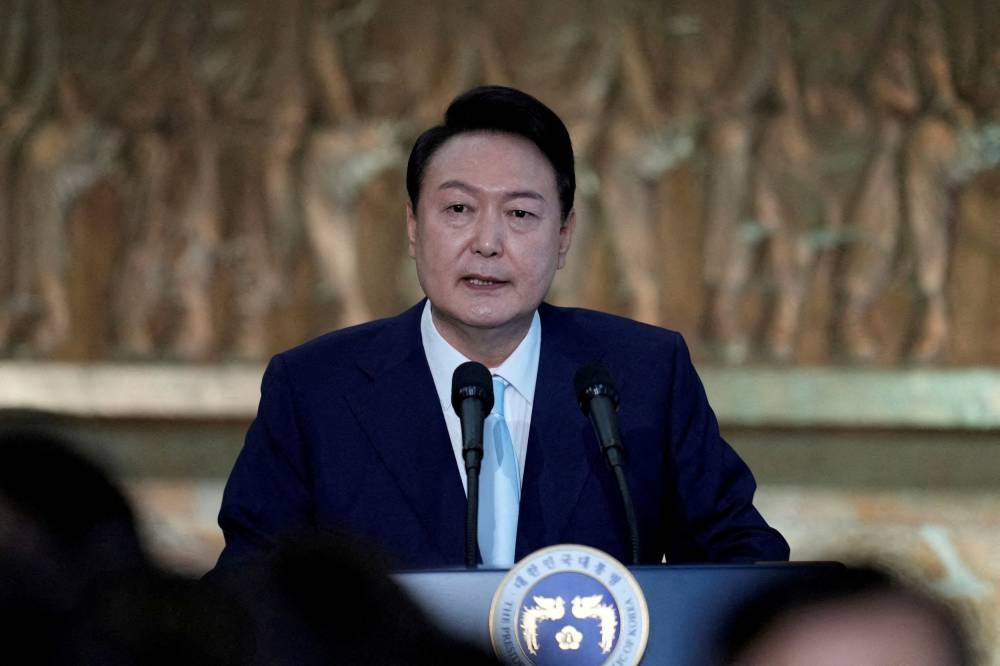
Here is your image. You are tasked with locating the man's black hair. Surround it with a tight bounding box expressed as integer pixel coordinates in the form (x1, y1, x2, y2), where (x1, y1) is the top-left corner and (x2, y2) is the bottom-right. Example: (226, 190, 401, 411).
(406, 85, 575, 221)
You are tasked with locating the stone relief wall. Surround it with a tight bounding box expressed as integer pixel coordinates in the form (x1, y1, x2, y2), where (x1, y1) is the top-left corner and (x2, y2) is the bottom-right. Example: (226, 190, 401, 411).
(1, 0, 998, 366)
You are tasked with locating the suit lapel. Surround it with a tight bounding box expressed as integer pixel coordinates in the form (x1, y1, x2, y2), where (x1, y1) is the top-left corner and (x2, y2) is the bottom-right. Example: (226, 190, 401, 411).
(345, 303, 468, 563)
(516, 304, 605, 557)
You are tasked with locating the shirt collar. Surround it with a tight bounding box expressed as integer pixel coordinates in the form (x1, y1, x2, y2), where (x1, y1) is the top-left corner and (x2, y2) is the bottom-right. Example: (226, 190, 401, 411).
(420, 300, 540, 411)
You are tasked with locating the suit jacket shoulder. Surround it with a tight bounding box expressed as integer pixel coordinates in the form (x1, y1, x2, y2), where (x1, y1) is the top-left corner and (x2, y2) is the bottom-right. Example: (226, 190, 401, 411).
(271, 301, 426, 390)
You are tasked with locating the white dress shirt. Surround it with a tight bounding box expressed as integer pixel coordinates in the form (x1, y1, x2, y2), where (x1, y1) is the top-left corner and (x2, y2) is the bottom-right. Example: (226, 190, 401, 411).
(420, 300, 540, 493)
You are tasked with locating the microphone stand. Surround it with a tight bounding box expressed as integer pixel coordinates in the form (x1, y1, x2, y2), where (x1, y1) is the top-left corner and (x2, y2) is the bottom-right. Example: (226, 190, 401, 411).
(577, 366, 641, 565)
(604, 449, 641, 566)
(452, 361, 494, 569)
(463, 448, 483, 569)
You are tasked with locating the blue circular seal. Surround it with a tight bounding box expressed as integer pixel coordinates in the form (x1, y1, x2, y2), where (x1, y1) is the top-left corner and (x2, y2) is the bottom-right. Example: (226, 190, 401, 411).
(488, 545, 649, 665)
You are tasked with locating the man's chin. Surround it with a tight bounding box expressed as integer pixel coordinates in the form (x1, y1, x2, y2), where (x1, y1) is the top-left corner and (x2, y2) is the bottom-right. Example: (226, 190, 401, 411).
(461, 312, 514, 331)
(453, 308, 526, 334)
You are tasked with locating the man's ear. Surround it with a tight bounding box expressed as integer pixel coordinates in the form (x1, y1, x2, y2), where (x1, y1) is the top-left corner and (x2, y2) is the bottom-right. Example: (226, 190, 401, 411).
(556, 209, 577, 270)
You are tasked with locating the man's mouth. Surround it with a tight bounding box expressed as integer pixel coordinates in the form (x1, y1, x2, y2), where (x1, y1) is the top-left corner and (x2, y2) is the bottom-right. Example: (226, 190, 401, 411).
(464, 276, 506, 287)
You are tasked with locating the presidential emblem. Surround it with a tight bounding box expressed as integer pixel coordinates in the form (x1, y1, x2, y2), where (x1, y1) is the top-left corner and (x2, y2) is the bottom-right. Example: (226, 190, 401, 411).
(488, 545, 649, 665)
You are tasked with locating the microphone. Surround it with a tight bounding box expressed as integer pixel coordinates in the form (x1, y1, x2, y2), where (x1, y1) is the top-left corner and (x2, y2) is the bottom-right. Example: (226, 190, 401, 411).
(451, 361, 494, 568)
(574, 362, 640, 564)
(574, 362, 625, 469)
(452, 361, 494, 471)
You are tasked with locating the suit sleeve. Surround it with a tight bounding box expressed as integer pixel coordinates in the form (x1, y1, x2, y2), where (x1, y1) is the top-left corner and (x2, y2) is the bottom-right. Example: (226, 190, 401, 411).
(663, 335, 790, 563)
(211, 355, 315, 571)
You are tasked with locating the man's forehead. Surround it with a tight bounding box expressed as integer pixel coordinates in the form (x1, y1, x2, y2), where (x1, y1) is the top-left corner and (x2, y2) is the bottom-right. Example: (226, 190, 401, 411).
(437, 178, 546, 200)
(421, 131, 558, 191)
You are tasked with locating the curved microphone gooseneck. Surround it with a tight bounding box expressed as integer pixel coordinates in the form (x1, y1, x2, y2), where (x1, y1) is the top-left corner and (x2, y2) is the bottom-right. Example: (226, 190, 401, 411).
(451, 361, 495, 569)
(574, 362, 641, 565)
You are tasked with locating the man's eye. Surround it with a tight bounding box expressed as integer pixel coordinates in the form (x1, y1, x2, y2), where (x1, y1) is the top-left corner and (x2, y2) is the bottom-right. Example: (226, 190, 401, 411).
(447, 203, 467, 213)
(510, 209, 532, 219)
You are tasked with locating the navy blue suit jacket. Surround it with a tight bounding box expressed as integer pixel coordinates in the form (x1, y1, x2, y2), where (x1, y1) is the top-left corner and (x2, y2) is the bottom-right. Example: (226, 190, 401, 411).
(214, 301, 788, 571)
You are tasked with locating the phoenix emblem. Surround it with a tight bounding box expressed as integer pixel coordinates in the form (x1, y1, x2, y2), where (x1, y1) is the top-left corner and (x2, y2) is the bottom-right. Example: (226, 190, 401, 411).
(519, 594, 618, 655)
(572, 594, 618, 654)
(520, 595, 566, 654)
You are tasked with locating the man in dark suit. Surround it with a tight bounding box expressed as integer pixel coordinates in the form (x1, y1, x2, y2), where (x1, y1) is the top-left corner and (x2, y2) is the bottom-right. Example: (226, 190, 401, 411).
(213, 85, 788, 573)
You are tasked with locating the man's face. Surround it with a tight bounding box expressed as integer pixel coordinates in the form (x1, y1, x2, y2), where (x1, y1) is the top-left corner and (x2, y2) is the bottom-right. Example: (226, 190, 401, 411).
(407, 131, 574, 345)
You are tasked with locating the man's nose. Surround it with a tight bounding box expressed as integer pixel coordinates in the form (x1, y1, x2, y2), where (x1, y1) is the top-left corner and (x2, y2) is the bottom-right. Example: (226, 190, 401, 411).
(471, 210, 504, 257)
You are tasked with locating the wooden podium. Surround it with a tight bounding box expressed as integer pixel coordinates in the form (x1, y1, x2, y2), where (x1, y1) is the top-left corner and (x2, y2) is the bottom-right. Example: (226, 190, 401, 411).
(395, 562, 841, 665)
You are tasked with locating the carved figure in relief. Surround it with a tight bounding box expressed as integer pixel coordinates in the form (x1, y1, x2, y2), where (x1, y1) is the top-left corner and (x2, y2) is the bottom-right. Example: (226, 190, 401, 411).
(833, 3, 924, 363)
(196, 0, 309, 359)
(86, 1, 223, 361)
(0, 0, 59, 352)
(833, 0, 998, 364)
(746, 2, 914, 364)
(747, 22, 826, 364)
(690, 1, 782, 362)
(749, 1, 921, 364)
(892, 0, 1000, 363)
(12, 73, 120, 354)
(164, 7, 226, 362)
(595, 5, 690, 326)
(11, 0, 135, 355)
(301, 0, 400, 329)
(596, 1, 779, 333)
(104, 1, 217, 360)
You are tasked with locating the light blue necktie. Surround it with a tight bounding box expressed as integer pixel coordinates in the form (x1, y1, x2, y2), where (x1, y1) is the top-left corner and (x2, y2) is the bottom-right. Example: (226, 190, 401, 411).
(478, 375, 520, 566)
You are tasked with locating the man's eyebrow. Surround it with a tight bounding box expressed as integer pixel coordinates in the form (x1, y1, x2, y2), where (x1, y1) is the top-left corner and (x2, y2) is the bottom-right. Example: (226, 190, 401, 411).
(506, 189, 547, 203)
(437, 180, 477, 194)
(438, 180, 547, 202)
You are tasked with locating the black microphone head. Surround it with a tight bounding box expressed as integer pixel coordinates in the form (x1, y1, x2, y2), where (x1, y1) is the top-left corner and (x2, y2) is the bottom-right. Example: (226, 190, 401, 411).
(451, 361, 495, 414)
(574, 362, 620, 414)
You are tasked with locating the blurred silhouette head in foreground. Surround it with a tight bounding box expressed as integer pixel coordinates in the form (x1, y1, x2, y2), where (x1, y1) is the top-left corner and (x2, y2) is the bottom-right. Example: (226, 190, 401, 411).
(718, 562, 975, 666)
(0, 421, 256, 664)
(233, 529, 503, 665)
(0, 424, 146, 606)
